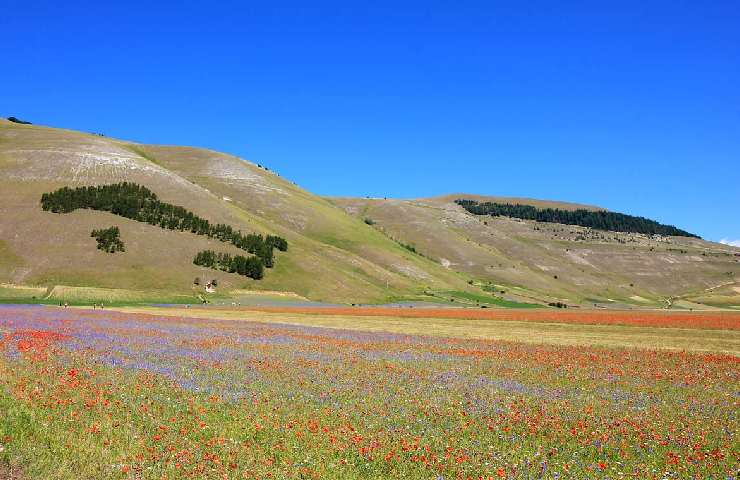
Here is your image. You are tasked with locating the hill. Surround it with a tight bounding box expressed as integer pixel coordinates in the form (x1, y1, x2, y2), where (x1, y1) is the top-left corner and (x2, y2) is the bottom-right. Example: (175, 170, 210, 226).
(1, 118, 738, 308)
(330, 196, 740, 308)
(0, 119, 469, 304)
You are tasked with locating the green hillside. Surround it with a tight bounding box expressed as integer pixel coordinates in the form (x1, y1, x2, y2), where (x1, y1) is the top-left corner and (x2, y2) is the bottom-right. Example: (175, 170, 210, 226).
(0, 119, 470, 304)
(1, 118, 738, 308)
(330, 196, 740, 308)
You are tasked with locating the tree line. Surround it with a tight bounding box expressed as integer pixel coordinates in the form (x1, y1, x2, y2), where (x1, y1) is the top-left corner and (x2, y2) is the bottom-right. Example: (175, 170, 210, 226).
(193, 250, 264, 279)
(41, 182, 288, 273)
(456, 199, 699, 238)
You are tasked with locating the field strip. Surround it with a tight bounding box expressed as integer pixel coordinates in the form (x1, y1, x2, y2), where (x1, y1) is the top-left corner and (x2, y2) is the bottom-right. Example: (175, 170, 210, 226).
(115, 306, 740, 354)
(222, 305, 740, 329)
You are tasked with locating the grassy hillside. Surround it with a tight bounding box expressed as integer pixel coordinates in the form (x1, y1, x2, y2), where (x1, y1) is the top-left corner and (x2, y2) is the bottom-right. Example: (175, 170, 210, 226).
(2, 118, 737, 308)
(0, 119, 470, 303)
(330, 196, 740, 308)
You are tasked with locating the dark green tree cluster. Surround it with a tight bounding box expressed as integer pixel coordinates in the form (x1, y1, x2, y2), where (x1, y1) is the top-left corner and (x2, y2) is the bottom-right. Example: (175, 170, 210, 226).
(193, 250, 264, 279)
(91, 226, 125, 253)
(400, 242, 417, 253)
(456, 200, 699, 238)
(7, 116, 32, 125)
(265, 235, 288, 253)
(41, 183, 288, 270)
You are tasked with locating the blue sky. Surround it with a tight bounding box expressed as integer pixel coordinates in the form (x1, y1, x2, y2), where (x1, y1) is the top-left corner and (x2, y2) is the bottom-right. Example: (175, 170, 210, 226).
(2, 1, 738, 242)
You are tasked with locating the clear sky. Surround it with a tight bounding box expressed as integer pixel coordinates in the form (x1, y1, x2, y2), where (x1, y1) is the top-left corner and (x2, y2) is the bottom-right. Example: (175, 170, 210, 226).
(2, 1, 738, 242)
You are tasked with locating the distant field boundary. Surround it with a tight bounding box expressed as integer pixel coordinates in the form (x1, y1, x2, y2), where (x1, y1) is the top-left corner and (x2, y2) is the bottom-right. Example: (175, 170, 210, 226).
(214, 305, 740, 330)
(114, 306, 740, 354)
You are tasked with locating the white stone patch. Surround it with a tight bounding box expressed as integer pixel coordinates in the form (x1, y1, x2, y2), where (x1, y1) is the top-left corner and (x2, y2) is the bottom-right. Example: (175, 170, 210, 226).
(565, 250, 595, 267)
(391, 263, 431, 280)
(203, 157, 286, 195)
(3, 146, 193, 189)
(343, 205, 362, 216)
(630, 295, 650, 303)
(282, 214, 308, 231)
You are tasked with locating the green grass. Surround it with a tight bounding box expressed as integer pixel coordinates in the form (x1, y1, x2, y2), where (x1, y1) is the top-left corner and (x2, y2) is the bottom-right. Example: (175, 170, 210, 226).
(0, 285, 47, 302)
(0, 285, 201, 306)
(0, 240, 24, 270)
(686, 294, 740, 308)
(0, 298, 197, 307)
(124, 144, 163, 166)
(437, 290, 542, 308)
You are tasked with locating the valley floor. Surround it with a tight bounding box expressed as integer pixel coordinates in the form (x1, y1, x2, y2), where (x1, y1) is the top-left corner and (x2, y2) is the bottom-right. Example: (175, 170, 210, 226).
(118, 305, 740, 354)
(0, 305, 738, 479)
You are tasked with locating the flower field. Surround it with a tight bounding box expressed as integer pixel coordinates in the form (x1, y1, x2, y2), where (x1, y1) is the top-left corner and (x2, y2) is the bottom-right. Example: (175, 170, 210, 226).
(0, 305, 738, 479)
(241, 306, 740, 330)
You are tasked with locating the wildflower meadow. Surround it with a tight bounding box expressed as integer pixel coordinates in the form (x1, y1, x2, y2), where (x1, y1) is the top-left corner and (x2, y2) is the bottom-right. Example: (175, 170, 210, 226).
(0, 305, 737, 479)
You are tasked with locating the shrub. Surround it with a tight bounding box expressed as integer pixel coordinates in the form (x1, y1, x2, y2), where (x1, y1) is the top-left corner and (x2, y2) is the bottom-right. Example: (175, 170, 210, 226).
(7, 116, 32, 125)
(91, 226, 125, 253)
(193, 250, 264, 280)
(400, 242, 417, 253)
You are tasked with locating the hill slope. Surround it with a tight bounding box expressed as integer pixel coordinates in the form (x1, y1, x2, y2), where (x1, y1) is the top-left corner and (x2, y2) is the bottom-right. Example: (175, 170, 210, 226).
(0, 119, 469, 303)
(330, 196, 740, 308)
(1, 118, 737, 308)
